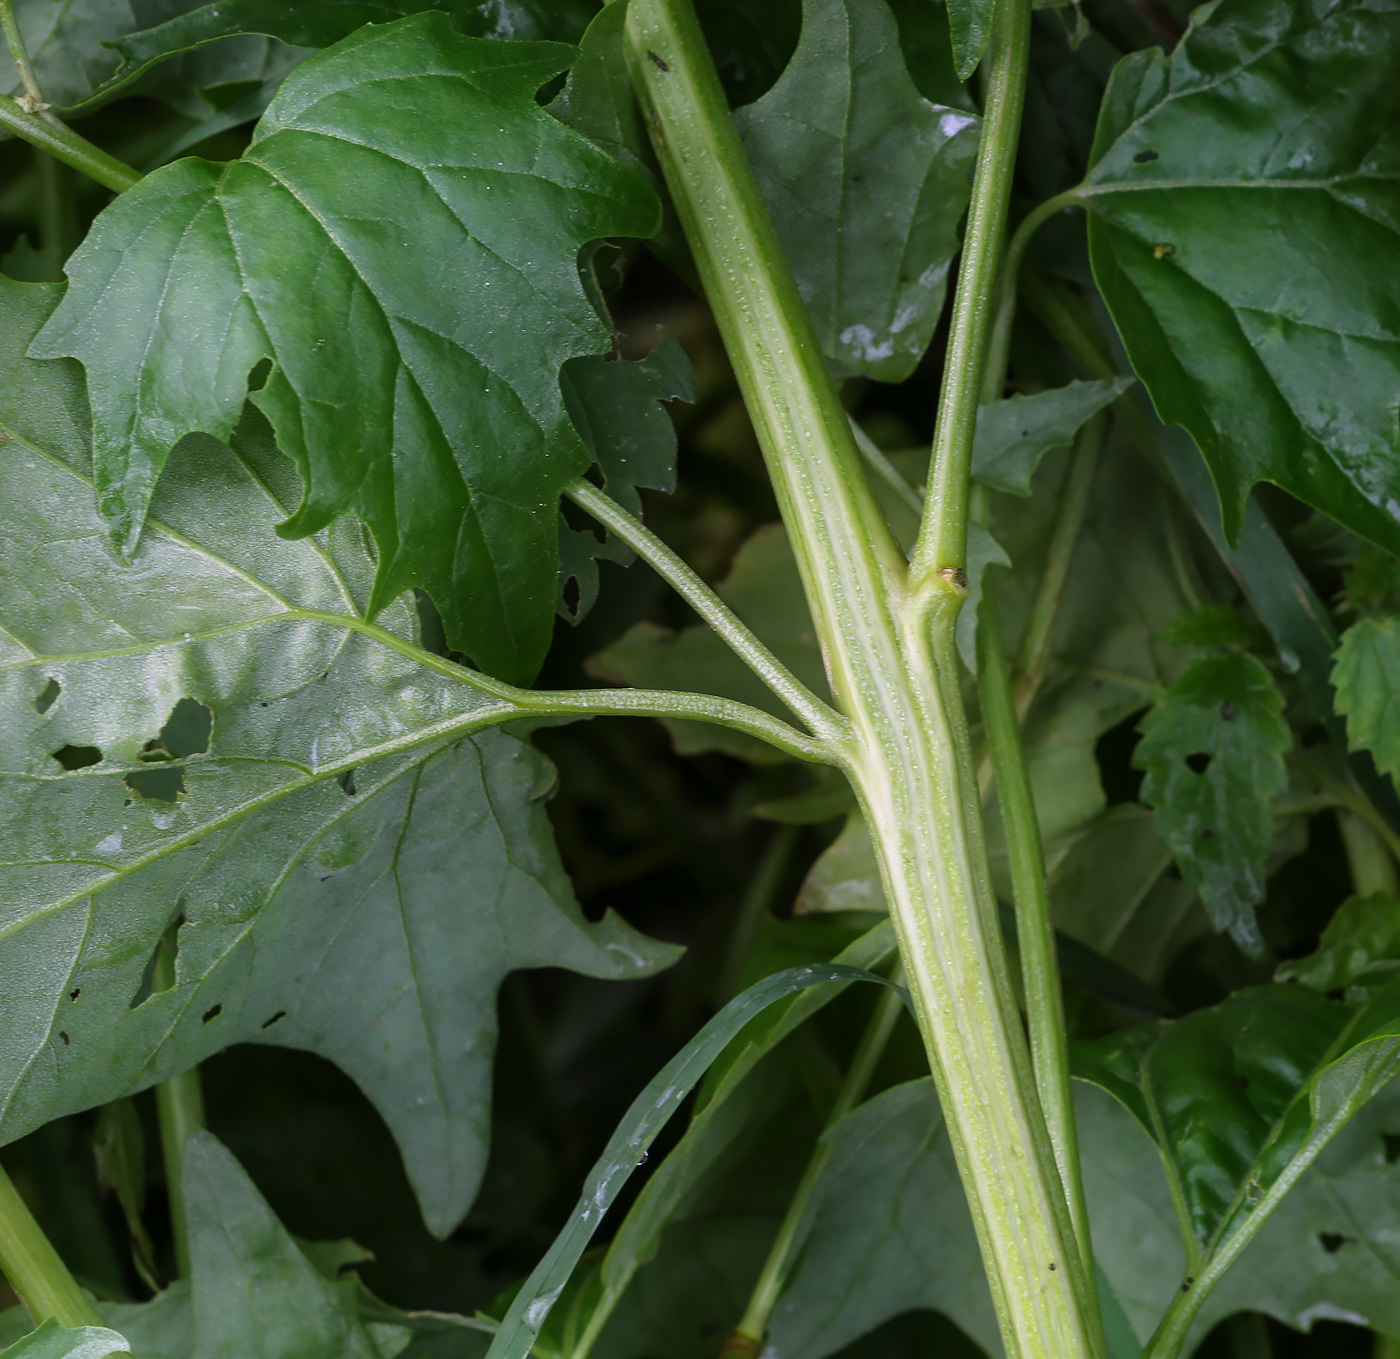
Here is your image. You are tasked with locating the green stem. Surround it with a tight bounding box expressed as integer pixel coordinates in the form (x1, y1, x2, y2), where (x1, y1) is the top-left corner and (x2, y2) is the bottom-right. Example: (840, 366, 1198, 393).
(977, 584, 1094, 1285)
(0, 1163, 104, 1328)
(1376, 1335, 1400, 1359)
(984, 192, 1085, 398)
(565, 479, 844, 740)
(1288, 751, 1400, 867)
(1337, 809, 1400, 898)
(0, 96, 139, 193)
(0, 0, 45, 111)
(152, 931, 206, 1279)
(911, 0, 1035, 585)
(623, 1, 1100, 1354)
(1011, 414, 1108, 717)
(729, 974, 905, 1351)
(35, 150, 76, 266)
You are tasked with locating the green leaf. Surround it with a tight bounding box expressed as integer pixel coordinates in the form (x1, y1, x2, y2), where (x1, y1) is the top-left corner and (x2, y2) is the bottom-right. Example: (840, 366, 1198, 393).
(589, 524, 830, 762)
(764, 1080, 997, 1357)
(32, 15, 660, 682)
(180, 1133, 393, 1359)
(735, 0, 979, 382)
(1134, 651, 1291, 954)
(1075, 977, 1400, 1282)
(1277, 892, 1400, 997)
(0, 278, 677, 1237)
(485, 962, 909, 1359)
(972, 377, 1133, 497)
(0, 1322, 130, 1359)
(944, 0, 991, 80)
(1084, 0, 1400, 558)
(1048, 803, 1204, 989)
(557, 334, 695, 622)
(1333, 616, 1400, 783)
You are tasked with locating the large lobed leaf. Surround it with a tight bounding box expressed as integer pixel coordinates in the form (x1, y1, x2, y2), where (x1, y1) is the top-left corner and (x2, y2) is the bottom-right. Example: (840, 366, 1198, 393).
(1085, 0, 1400, 559)
(32, 15, 660, 683)
(0, 278, 676, 1238)
(735, 0, 979, 383)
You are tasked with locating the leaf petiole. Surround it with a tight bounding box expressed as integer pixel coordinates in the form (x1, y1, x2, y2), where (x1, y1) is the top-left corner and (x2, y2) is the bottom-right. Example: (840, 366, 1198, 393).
(0, 95, 138, 194)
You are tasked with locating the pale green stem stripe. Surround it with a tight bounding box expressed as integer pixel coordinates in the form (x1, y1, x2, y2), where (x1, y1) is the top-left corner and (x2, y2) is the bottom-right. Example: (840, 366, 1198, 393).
(565, 479, 844, 740)
(849, 418, 924, 518)
(912, 0, 1036, 585)
(0, 1163, 105, 1328)
(152, 931, 207, 1280)
(731, 973, 906, 1349)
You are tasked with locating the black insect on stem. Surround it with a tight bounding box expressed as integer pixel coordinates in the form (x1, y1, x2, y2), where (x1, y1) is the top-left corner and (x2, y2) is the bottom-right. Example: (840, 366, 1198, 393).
(647, 49, 669, 71)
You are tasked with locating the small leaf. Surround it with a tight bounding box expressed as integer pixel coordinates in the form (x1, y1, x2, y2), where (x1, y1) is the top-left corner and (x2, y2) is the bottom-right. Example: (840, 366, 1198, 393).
(945, 0, 993, 79)
(736, 0, 980, 382)
(972, 377, 1133, 497)
(1276, 892, 1400, 997)
(0, 1321, 130, 1359)
(1134, 652, 1291, 954)
(557, 333, 695, 622)
(1333, 616, 1400, 783)
(32, 15, 660, 682)
(1084, 0, 1400, 558)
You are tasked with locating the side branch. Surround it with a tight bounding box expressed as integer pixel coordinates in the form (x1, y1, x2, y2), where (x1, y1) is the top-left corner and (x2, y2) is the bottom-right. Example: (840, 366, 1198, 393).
(565, 478, 846, 742)
(0, 96, 140, 193)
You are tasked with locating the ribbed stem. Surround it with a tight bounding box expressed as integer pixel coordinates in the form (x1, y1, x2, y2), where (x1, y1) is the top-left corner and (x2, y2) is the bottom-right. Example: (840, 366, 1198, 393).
(622, 2, 1101, 1352)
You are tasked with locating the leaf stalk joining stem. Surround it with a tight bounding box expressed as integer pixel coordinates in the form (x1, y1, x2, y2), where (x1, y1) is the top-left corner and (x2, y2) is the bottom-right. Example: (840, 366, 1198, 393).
(0, 1163, 105, 1329)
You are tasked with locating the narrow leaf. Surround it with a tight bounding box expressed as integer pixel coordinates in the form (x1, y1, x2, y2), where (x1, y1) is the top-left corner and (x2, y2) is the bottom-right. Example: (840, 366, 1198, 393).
(484, 963, 909, 1359)
(32, 15, 660, 682)
(1084, 0, 1400, 558)
(1134, 652, 1291, 954)
(736, 0, 979, 382)
(972, 377, 1133, 497)
(945, 0, 992, 80)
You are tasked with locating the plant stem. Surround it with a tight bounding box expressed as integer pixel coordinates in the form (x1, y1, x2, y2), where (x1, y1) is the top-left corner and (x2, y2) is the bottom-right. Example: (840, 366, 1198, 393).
(0, 96, 139, 193)
(622, 1, 1101, 1354)
(0, 1163, 105, 1328)
(0, 0, 46, 112)
(977, 585, 1095, 1287)
(1376, 1334, 1400, 1359)
(565, 479, 844, 741)
(984, 192, 1085, 395)
(911, 0, 1034, 586)
(150, 931, 206, 1279)
(849, 417, 924, 517)
(1011, 414, 1108, 717)
(1338, 809, 1400, 898)
(728, 975, 905, 1353)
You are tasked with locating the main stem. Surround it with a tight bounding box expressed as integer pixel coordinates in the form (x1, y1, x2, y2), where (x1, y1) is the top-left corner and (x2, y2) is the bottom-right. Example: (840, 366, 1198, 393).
(623, 3, 1100, 1354)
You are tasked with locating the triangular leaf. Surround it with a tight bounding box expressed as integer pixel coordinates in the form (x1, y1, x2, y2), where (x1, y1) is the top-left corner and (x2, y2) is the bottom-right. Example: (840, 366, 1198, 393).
(32, 15, 660, 682)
